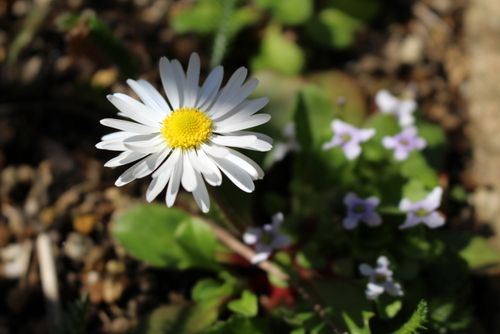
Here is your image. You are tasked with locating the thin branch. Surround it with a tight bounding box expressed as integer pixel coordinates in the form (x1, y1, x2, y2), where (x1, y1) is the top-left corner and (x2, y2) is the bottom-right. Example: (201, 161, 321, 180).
(204, 218, 289, 281)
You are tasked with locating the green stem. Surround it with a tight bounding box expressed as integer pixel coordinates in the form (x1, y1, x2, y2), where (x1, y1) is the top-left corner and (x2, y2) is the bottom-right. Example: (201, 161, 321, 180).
(210, 0, 237, 68)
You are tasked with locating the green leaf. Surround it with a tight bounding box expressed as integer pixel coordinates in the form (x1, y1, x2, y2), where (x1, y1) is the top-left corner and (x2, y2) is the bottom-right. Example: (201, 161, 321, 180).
(192, 275, 237, 302)
(459, 236, 500, 269)
(132, 303, 219, 334)
(255, 0, 313, 25)
(175, 216, 219, 269)
(171, 1, 221, 34)
(227, 290, 258, 317)
(112, 205, 218, 269)
(394, 300, 428, 334)
(252, 25, 305, 75)
(342, 311, 373, 334)
(306, 9, 363, 49)
(385, 300, 403, 318)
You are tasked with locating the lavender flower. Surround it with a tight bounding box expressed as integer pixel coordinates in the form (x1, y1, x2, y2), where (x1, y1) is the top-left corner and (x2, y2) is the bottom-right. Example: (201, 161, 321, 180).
(382, 127, 426, 161)
(323, 120, 375, 160)
(375, 90, 416, 127)
(343, 193, 382, 230)
(243, 212, 291, 264)
(359, 256, 404, 300)
(399, 187, 445, 229)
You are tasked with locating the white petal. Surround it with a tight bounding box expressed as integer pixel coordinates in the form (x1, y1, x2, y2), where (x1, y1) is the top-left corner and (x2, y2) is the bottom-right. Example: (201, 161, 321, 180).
(212, 156, 255, 193)
(181, 152, 197, 192)
(251, 250, 272, 264)
(100, 131, 133, 141)
(171, 59, 186, 107)
(126, 79, 169, 118)
(159, 57, 181, 109)
(207, 67, 248, 117)
(104, 151, 148, 167)
(214, 97, 269, 123)
(96, 140, 128, 151)
(243, 228, 261, 245)
(123, 134, 165, 153)
(107, 94, 163, 125)
(183, 53, 200, 108)
(201, 143, 230, 158)
(100, 118, 158, 134)
(166, 151, 183, 207)
(192, 171, 210, 213)
(114, 157, 150, 186)
(195, 149, 222, 186)
(214, 114, 271, 133)
(222, 148, 264, 179)
(197, 66, 224, 110)
(132, 148, 170, 179)
(210, 134, 272, 152)
(375, 90, 398, 113)
(210, 78, 258, 120)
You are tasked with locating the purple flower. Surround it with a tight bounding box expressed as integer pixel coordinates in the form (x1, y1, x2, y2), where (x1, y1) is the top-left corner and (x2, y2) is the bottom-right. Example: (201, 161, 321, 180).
(375, 90, 416, 127)
(382, 127, 426, 161)
(243, 212, 291, 264)
(359, 256, 404, 300)
(399, 187, 445, 229)
(323, 120, 376, 160)
(343, 193, 382, 229)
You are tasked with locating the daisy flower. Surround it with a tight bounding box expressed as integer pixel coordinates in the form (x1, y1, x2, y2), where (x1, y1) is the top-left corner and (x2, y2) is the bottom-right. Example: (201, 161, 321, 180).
(359, 256, 404, 300)
(375, 90, 417, 127)
(399, 186, 445, 229)
(96, 53, 272, 213)
(243, 212, 291, 264)
(322, 120, 375, 160)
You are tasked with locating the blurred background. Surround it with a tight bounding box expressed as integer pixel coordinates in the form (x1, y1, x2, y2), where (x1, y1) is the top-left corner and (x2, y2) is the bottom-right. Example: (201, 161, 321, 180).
(1, 0, 500, 333)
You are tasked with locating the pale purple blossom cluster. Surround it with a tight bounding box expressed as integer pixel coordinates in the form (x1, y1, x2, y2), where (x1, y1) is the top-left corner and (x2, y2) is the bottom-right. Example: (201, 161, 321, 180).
(382, 126, 427, 161)
(375, 90, 417, 128)
(243, 212, 291, 264)
(399, 187, 445, 229)
(322, 120, 375, 160)
(359, 256, 404, 300)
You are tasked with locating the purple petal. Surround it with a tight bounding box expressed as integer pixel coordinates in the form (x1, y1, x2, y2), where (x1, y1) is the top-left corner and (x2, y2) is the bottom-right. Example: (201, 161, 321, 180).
(343, 142, 362, 160)
(398, 214, 421, 229)
(344, 192, 359, 206)
(382, 136, 397, 149)
(366, 196, 380, 207)
(422, 211, 445, 229)
(366, 282, 384, 300)
(384, 281, 404, 297)
(394, 147, 410, 161)
(343, 216, 359, 230)
(358, 128, 376, 141)
(359, 263, 374, 276)
(376, 256, 390, 269)
(364, 212, 382, 226)
(420, 187, 443, 211)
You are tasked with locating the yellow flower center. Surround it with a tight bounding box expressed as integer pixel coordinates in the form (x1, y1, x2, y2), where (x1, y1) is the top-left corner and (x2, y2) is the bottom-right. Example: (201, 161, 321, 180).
(160, 107, 213, 150)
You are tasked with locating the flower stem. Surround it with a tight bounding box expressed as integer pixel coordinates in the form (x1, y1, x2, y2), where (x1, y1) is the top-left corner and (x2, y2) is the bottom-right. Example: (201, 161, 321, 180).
(210, 0, 237, 68)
